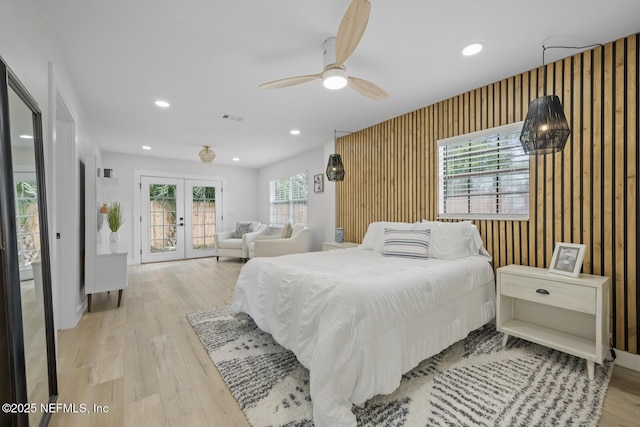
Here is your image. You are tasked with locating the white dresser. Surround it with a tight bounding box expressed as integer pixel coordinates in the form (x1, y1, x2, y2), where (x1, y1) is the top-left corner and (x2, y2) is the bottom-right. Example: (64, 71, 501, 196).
(496, 264, 610, 380)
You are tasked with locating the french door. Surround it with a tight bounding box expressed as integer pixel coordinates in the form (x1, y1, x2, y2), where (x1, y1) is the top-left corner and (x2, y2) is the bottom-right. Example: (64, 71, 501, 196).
(140, 176, 222, 263)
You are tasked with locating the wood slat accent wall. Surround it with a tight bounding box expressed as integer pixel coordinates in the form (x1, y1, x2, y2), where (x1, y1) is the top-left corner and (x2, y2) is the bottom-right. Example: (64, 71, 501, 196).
(336, 33, 639, 354)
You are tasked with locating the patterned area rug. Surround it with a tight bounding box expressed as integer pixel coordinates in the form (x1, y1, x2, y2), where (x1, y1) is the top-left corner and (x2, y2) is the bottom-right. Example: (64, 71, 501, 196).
(187, 306, 613, 427)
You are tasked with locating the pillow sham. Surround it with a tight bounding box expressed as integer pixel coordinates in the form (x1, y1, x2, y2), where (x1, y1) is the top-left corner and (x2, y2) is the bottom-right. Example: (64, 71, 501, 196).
(421, 220, 488, 259)
(361, 221, 419, 253)
(232, 222, 253, 238)
(382, 228, 431, 259)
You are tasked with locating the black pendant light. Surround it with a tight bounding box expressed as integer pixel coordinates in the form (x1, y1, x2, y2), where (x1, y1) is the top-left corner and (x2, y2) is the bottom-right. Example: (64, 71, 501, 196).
(519, 45, 572, 155)
(326, 154, 345, 181)
(520, 95, 571, 155)
(326, 130, 346, 182)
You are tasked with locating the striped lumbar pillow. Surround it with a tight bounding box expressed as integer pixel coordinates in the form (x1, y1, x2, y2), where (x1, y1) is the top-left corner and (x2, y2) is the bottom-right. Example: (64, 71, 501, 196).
(382, 228, 431, 259)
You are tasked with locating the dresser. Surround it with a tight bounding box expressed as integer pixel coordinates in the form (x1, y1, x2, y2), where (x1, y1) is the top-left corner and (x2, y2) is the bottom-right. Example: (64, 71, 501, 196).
(496, 264, 610, 380)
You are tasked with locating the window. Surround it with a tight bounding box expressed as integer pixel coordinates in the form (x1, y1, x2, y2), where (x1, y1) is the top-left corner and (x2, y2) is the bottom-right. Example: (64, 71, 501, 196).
(438, 122, 529, 219)
(269, 172, 308, 226)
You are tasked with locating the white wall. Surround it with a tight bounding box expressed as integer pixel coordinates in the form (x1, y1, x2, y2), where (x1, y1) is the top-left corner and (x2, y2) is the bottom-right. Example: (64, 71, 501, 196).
(258, 143, 335, 251)
(0, 0, 102, 329)
(101, 151, 259, 264)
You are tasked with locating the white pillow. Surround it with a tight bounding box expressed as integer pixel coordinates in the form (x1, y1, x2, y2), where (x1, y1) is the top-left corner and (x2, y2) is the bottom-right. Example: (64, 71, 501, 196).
(361, 221, 418, 253)
(421, 220, 484, 259)
(382, 228, 430, 259)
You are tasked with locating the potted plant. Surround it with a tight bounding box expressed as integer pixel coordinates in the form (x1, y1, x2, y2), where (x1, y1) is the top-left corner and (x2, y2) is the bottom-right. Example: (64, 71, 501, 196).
(107, 201, 123, 243)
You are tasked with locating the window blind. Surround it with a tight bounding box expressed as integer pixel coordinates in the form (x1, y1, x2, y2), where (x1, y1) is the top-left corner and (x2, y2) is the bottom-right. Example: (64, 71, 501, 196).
(269, 172, 308, 226)
(438, 122, 529, 219)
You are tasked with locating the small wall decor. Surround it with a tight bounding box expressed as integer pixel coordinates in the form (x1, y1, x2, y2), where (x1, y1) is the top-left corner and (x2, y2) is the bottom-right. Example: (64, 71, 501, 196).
(314, 173, 324, 193)
(549, 242, 587, 277)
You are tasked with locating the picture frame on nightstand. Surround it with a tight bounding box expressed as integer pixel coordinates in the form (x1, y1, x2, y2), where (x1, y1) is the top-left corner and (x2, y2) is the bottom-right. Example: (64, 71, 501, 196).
(549, 242, 586, 277)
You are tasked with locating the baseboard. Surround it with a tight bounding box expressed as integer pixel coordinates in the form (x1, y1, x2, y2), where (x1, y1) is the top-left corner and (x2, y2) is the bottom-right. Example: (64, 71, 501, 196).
(614, 349, 640, 372)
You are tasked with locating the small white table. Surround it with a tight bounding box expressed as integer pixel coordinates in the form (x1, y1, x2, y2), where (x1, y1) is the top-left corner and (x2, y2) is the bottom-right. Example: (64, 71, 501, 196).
(88, 251, 128, 312)
(496, 264, 610, 380)
(322, 241, 359, 251)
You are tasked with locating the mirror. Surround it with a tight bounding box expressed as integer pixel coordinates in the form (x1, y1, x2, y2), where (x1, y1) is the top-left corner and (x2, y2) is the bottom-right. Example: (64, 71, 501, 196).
(9, 84, 50, 426)
(0, 58, 57, 425)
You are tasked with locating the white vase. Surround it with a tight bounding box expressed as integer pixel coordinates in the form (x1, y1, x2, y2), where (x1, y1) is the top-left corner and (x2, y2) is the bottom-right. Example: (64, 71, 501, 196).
(109, 231, 119, 243)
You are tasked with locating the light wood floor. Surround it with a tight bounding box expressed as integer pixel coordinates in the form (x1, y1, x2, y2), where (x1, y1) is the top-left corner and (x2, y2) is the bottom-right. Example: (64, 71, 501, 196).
(51, 257, 640, 427)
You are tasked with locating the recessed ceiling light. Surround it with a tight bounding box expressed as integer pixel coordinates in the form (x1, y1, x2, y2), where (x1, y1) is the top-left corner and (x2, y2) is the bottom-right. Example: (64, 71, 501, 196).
(462, 43, 483, 56)
(233, 157, 240, 162)
(290, 129, 300, 135)
(142, 146, 151, 150)
(19, 134, 33, 139)
(155, 100, 170, 108)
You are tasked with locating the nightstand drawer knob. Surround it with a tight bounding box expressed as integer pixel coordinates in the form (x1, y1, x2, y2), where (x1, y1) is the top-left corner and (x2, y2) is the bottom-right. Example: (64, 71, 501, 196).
(536, 288, 550, 295)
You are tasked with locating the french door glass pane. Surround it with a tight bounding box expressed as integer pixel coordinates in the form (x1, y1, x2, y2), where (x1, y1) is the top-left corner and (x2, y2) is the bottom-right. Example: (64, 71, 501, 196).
(148, 184, 177, 253)
(15, 180, 40, 269)
(191, 186, 215, 251)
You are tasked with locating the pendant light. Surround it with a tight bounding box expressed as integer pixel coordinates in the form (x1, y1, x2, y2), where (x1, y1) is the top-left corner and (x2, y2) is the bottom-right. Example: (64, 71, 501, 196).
(198, 145, 215, 163)
(326, 130, 346, 182)
(519, 45, 571, 155)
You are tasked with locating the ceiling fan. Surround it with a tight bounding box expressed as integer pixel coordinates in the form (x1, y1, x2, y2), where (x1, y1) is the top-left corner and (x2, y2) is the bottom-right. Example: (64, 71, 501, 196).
(259, 0, 388, 101)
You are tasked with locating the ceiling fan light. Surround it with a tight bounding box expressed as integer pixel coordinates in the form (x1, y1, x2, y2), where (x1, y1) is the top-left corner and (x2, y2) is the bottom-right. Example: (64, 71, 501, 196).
(198, 145, 216, 163)
(323, 68, 348, 90)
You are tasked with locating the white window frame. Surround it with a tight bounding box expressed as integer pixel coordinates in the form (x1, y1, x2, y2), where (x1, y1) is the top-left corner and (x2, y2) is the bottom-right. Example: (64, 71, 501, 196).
(269, 172, 308, 227)
(438, 121, 529, 220)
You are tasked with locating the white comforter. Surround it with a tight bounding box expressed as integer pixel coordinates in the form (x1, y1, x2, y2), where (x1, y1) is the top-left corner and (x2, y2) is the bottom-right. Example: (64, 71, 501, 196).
(231, 247, 495, 427)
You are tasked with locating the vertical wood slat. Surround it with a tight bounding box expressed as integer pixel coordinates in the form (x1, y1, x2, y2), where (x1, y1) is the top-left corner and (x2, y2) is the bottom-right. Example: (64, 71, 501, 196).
(335, 33, 639, 354)
(627, 34, 638, 354)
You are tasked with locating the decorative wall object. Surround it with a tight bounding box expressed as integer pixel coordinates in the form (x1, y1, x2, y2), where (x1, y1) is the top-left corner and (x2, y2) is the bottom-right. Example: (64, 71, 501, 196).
(314, 174, 324, 192)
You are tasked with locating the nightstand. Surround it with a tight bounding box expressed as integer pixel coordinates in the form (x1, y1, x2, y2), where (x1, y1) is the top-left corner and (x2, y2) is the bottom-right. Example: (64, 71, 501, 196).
(322, 241, 359, 251)
(496, 264, 610, 380)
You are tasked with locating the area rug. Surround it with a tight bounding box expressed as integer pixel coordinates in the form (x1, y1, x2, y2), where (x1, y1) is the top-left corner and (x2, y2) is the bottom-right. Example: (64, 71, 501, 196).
(187, 306, 613, 426)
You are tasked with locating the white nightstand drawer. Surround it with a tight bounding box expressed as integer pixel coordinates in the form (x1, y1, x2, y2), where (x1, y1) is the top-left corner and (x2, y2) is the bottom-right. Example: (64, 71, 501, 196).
(501, 274, 595, 315)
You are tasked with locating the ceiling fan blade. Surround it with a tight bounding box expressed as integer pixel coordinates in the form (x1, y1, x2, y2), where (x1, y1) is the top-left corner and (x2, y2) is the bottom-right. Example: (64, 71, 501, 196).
(259, 74, 321, 89)
(348, 76, 388, 101)
(335, 0, 371, 66)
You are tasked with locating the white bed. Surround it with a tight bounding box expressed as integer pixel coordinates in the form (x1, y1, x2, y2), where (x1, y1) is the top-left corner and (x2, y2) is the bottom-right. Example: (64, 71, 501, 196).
(231, 221, 496, 427)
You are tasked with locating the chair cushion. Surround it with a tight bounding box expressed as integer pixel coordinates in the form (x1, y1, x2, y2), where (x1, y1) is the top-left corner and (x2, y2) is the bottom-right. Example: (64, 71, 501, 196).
(232, 222, 253, 238)
(281, 223, 293, 238)
(218, 238, 243, 250)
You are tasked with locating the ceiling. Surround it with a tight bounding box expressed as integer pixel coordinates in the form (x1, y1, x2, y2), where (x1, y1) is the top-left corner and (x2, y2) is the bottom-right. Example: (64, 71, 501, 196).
(40, 0, 640, 169)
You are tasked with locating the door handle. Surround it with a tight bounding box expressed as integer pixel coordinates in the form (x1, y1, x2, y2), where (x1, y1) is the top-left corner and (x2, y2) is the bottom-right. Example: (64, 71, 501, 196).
(536, 289, 550, 295)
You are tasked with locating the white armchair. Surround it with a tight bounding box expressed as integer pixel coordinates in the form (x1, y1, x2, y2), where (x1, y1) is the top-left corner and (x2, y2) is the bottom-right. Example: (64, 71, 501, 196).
(249, 224, 310, 258)
(215, 221, 268, 261)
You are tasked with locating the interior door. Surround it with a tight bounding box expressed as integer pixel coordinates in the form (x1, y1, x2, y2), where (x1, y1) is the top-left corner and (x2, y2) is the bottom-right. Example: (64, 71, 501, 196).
(141, 177, 185, 263)
(184, 179, 222, 259)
